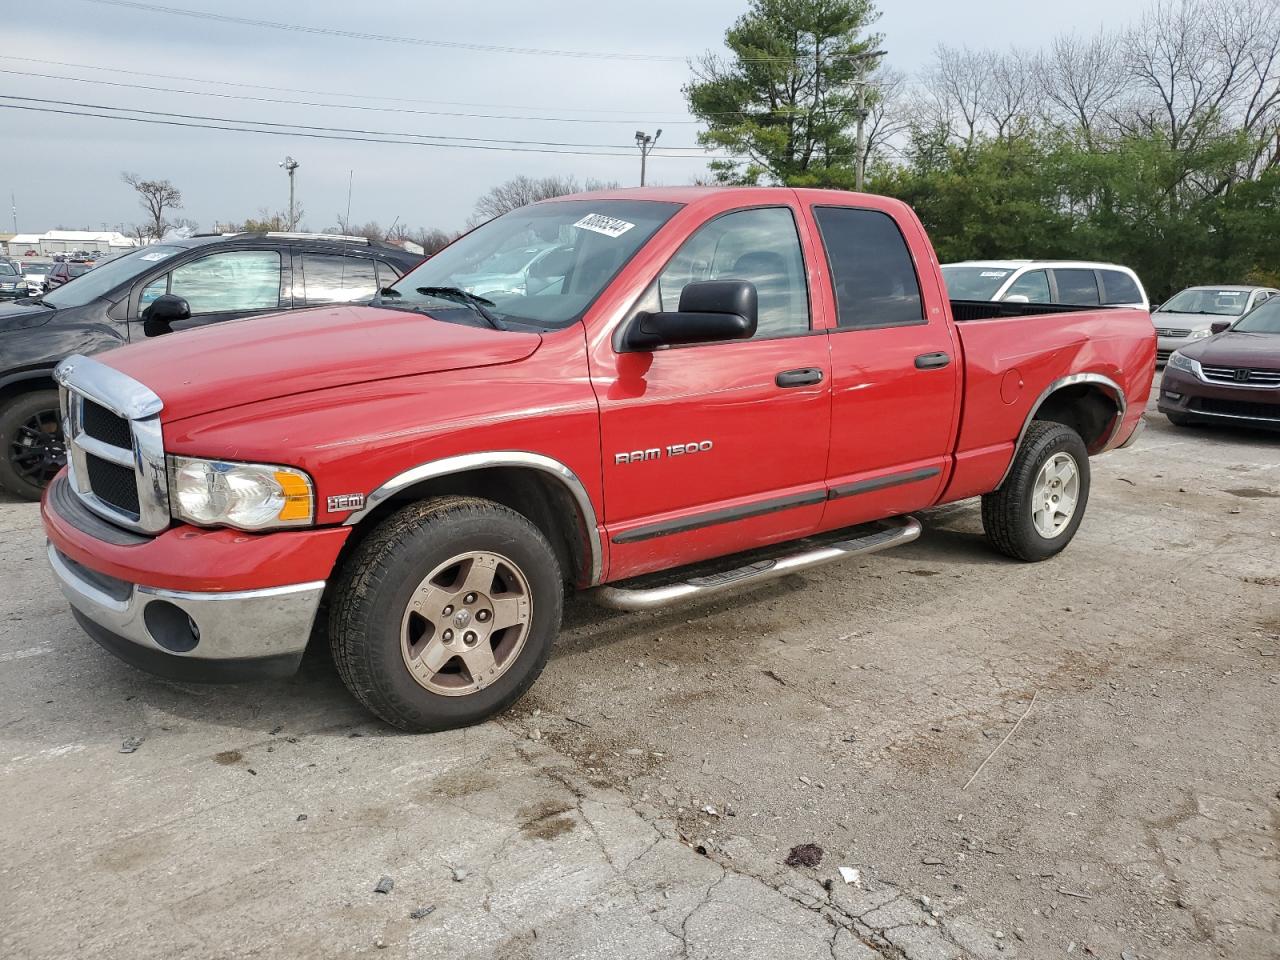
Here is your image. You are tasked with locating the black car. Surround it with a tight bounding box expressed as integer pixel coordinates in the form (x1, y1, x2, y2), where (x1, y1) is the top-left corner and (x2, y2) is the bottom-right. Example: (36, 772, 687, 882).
(0, 233, 423, 499)
(0, 261, 32, 300)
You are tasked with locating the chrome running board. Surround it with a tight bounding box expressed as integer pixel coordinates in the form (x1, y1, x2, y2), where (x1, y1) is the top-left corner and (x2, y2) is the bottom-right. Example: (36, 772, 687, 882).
(588, 515, 922, 612)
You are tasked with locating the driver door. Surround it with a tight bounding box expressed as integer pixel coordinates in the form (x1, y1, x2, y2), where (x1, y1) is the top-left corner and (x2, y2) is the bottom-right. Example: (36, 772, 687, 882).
(137, 248, 290, 335)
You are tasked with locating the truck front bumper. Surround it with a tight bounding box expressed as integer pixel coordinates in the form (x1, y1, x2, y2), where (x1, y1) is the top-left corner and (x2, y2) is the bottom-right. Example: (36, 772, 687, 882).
(47, 544, 324, 682)
(42, 471, 351, 682)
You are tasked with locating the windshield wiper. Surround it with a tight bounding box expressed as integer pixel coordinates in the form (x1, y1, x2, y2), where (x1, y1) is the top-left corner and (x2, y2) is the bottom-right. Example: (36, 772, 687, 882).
(415, 286, 505, 330)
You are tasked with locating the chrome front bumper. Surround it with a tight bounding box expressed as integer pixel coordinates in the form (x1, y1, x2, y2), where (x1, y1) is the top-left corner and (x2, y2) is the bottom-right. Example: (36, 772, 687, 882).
(48, 544, 325, 681)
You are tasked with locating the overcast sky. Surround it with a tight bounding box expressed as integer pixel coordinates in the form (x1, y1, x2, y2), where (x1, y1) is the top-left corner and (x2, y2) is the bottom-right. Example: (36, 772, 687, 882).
(3, 0, 1149, 235)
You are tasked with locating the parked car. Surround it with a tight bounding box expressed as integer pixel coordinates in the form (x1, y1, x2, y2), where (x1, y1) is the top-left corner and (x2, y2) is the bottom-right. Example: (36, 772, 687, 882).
(42, 261, 91, 291)
(1158, 297, 1280, 429)
(40, 187, 1155, 731)
(24, 249, 38, 257)
(941, 260, 1149, 310)
(0, 261, 32, 300)
(21, 262, 50, 295)
(0, 233, 422, 499)
(1150, 285, 1278, 362)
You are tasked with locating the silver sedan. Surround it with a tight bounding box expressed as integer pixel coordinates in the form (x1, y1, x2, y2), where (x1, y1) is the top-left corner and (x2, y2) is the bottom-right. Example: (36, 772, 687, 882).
(1153, 285, 1278, 362)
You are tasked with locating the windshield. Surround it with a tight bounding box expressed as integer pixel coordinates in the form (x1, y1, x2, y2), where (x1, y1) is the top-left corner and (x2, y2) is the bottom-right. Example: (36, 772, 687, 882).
(0, 263, 15, 276)
(42, 245, 182, 308)
(383, 199, 681, 328)
(1158, 288, 1250, 316)
(1233, 297, 1280, 333)
(940, 266, 1015, 300)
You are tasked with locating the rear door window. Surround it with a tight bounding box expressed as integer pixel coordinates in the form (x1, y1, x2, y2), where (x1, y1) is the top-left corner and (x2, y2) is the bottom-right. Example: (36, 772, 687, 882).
(813, 207, 924, 328)
(301, 254, 379, 304)
(1099, 270, 1142, 305)
(1053, 269, 1100, 306)
(1003, 270, 1051, 303)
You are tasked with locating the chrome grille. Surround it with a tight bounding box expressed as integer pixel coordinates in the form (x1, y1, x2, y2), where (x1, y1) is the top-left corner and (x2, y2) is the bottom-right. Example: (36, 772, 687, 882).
(1156, 327, 1192, 338)
(54, 354, 169, 534)
(1202, 364, 1280, 387)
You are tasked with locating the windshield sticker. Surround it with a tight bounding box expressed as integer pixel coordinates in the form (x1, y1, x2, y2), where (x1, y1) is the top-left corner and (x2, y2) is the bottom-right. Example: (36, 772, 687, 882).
(573, 214, 636, 238)
(980, 270, 1009, 277)
(139, 251, 176, 261)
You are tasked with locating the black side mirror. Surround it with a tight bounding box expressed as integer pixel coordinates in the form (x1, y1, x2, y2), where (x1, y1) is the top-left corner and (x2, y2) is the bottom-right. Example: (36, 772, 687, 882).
(1209, 319, 1231, 334)
(141, 293, 191, 336)
(627, 280, 758, 350)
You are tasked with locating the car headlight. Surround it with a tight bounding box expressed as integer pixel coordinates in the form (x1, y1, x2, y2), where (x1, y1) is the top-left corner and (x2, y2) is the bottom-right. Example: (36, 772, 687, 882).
(168, 456, 314, 531)
(1167, 351, 1203, 379)
(1188, 328, 1212, 339)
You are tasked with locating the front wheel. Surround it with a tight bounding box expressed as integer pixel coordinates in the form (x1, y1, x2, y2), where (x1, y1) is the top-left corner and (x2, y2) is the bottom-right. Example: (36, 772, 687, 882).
(982, 421, 1091, 562)
(329, 496, 563, 732)
(0, 390, 66, 501)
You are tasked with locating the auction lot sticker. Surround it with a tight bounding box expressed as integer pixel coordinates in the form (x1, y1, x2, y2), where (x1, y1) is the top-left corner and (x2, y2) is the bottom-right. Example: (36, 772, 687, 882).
(574, 214, 636, 238)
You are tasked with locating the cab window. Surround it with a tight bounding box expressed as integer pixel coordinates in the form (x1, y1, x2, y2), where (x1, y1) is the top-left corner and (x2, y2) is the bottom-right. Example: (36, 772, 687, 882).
(656, 207, 810, 339)
(1053, 269, 1100, 306)
(1003, 270, 1051, 303)
(813, 207, 923, 328)
(1099, 270, 1142, 305)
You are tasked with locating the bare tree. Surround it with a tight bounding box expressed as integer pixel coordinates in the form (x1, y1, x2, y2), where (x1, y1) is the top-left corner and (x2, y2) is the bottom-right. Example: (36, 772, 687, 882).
(469, 175, 619, 225)
(861, 68, 915, 167)
(412, 228, 458, 254)
(924, 45, 995, 147)
(121, 172, 183, 240)
(1039, 32, 1128, 143)
(985, 49, 1036, 138)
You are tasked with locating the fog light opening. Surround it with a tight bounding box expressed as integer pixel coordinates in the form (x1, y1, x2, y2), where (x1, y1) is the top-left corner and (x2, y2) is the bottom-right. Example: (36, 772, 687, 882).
(1164, 391, 1183, 401)
(143, 600, 201, 653)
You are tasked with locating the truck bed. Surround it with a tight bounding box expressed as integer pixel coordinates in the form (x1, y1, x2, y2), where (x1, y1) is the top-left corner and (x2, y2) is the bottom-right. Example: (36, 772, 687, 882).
(949, 299, 1103, 322)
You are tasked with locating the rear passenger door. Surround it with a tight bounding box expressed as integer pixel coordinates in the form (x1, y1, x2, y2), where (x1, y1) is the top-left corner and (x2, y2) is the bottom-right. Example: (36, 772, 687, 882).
(296, 252, 382, 305)
(806, 203, 961, 528)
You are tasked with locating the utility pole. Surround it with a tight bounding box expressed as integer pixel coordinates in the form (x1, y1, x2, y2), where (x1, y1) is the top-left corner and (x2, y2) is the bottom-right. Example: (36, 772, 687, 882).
(635, 129, 661, 186)
(279, 156, 300, 229)
(10, 192, 16, 233)
(852, 50, 887, 193)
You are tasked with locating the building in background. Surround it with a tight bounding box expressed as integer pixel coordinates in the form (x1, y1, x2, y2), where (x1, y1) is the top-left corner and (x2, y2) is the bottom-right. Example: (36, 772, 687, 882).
(3, 231, 139, 257)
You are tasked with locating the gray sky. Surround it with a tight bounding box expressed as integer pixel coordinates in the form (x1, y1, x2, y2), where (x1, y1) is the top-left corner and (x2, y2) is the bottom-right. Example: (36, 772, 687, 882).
(3, 0, 1146, 235)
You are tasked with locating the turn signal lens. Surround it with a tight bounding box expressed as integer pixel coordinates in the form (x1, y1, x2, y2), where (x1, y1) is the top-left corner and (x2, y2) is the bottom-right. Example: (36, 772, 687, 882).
(275, 470, 313, 522)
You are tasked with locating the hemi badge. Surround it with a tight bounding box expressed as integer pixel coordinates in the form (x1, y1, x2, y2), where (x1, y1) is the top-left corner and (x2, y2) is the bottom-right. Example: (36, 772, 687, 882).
(326, 493, 365, 512)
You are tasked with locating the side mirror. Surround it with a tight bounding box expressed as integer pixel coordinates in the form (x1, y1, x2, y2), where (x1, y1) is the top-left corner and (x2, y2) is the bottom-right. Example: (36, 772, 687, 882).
(1002, 294, 1030, 304)
(626, 280, 758, 349)
(141, 293, 191, 336)
(1209, 319, 1231, 334)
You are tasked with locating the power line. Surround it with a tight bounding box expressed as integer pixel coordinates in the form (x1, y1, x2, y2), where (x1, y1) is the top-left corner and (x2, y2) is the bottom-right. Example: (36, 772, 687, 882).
(0, 98, 731, 159)
(0, 94, 714, 151)
(0, 54, 691, 118)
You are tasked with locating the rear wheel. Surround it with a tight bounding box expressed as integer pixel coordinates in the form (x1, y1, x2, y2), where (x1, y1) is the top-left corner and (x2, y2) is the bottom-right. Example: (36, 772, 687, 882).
(0, 390, 65, 501)
(982, 421, 1091, 562)
(329, 496, 562, 732)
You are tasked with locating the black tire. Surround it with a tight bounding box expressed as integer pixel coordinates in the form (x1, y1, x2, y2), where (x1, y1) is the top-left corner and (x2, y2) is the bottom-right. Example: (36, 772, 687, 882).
(982, 421, 1091, 562)
(329, 496, 563, 732)
(0, 390, 65, 501)
(1165, 411, 1195, 427)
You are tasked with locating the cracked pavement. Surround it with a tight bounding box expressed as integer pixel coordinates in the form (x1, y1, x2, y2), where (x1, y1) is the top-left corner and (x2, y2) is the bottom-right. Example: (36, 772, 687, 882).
(1, 373, 1277, 959)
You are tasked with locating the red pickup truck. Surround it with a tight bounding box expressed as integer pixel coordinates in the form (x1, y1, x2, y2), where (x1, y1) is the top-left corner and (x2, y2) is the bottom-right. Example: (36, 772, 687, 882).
(42, 187, 1155, 731)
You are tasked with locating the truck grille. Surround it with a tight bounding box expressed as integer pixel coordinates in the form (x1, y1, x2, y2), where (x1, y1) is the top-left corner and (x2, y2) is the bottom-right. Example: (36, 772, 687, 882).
(1201, 364, 1280, 386)
(1191, 397, 1280, 421)
(54, 355, 169, 535)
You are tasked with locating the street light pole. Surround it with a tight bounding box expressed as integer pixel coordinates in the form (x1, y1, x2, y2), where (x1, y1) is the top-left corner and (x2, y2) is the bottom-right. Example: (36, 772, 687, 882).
(635, 129, 662, 186)
(278, 156, 300, 229)
(852, 50, 887, 193)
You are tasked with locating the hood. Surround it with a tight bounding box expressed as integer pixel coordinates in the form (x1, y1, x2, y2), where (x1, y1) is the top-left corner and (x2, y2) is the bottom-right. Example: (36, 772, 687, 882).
(102, 305, 542, 421)
(1151, 311, 1222, 327)
(1178, 330, 1280, 366)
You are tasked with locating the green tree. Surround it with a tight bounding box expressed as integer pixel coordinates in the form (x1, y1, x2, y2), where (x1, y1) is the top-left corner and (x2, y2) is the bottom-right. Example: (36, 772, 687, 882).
(685, 0, 883, 186)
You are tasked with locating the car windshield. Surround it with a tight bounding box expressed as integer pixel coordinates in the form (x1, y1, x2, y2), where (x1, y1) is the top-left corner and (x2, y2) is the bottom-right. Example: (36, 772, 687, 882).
(381, 199, 681, 328)
(1232, 297, 1280, 333)
(42, 245, 182, 308)
(1158, 288, 1250, 316)
(940, 266, 1016, 300)
(0, 263, 16, 276)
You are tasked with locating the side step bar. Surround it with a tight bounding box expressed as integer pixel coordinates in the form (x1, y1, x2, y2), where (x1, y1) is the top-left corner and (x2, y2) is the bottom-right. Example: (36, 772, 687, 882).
(588, 515, 922, 612)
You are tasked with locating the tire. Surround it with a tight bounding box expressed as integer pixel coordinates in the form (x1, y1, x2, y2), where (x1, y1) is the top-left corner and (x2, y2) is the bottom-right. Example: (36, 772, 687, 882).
(329, 496, 563, 732)
(982, 421, 1091, 562)
(0, 390, 65, 501)
(1165, 411, 1194, 427)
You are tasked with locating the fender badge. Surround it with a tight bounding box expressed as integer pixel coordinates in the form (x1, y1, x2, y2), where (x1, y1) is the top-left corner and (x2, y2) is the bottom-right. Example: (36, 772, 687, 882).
(326, 493, 365, 512)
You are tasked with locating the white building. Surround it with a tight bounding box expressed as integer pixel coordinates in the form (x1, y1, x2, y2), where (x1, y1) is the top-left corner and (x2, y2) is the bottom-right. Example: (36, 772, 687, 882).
(35, 231, 140, 255)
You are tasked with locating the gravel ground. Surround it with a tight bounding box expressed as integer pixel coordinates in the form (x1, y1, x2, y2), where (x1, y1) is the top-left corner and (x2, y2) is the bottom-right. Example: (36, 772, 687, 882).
(0, 373, 1277, 959)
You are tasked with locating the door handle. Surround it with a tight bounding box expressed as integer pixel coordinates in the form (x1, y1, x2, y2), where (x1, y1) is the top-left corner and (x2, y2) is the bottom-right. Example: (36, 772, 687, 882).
(775, 367, 824, 388)
(914, 352, 951, 370)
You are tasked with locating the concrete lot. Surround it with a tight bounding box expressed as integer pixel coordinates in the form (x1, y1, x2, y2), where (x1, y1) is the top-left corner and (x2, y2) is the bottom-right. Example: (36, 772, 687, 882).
(1, 375, 1277, 960)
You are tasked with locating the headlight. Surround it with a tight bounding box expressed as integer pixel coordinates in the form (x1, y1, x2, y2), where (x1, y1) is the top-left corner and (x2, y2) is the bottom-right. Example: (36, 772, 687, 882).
(1167, 351, 1203, 379)
(1188, 328, 1212, 339)
(168, 456, 314, 531)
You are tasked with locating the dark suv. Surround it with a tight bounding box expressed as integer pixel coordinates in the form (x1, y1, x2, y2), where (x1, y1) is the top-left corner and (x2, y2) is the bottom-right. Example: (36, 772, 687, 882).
(0, 233, 423, 499)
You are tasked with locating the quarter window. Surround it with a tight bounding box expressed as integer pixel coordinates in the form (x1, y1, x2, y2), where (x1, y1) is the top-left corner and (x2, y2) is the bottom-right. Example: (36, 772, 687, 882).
(1099, 270, 1142, 305)
(813, 207, 923, 328)
(1053, 269, 1100, 306)
(1003, 270, 1051, 303)
(657, 207, 810, 339)
(168, 251, 282, 315)
(302, 254, 379, 304)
